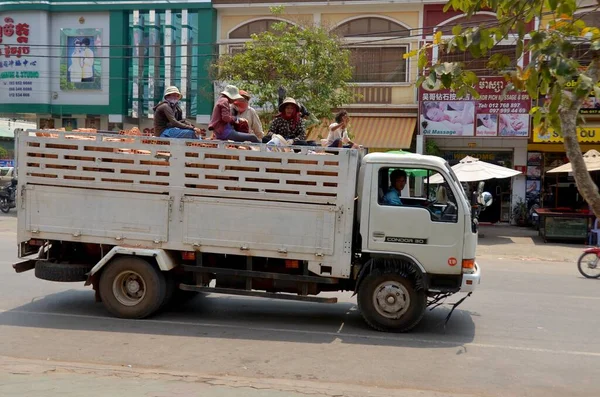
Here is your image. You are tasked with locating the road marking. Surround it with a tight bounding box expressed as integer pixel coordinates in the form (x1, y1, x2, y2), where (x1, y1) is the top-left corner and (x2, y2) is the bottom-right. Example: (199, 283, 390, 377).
(1, 309, 599, 358)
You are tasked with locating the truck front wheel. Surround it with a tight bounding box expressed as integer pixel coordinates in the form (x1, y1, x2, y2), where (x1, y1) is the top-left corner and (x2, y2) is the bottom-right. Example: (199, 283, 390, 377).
(99, 257, 166, 319)
(358, 270, 426, 332)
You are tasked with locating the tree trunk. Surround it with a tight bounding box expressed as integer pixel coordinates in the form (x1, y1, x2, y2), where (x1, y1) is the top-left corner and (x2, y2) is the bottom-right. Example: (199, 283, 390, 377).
(559, 104, 600, 218)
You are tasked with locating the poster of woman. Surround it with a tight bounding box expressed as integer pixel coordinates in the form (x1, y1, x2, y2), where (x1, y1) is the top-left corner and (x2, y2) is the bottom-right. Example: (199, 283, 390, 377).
(60, 29, 102, 90)
(420, 101, 475, 136)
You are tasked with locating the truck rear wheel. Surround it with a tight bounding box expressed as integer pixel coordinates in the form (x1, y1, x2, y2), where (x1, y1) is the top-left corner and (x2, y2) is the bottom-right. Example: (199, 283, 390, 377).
(99, 256, 166, 319)
(357, 269, 426, 332)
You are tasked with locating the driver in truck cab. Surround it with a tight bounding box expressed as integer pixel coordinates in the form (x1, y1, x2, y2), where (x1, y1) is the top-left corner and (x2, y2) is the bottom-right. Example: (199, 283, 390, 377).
(383, 169, 407, 206)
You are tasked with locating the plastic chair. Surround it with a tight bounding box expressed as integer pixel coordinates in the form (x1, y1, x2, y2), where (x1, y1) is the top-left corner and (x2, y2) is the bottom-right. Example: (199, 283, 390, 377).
(589, 218, 600, 246)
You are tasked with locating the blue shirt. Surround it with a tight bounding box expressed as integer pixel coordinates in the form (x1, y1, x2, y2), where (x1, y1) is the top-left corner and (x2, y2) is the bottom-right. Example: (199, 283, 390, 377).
(383, 188, 403, 206)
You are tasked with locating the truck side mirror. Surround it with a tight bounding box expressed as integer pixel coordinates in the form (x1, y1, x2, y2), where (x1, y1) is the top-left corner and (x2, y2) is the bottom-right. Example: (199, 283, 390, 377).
(478, 191, 493, 207)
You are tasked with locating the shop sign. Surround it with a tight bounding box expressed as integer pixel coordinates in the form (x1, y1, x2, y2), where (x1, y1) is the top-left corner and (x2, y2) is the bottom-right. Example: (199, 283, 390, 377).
(0, 13, 49, 104)
(563, 79, 600, 114)
(441, 151, 513, 165)
(532, 126, 600, 143)
(419, 77, 531, 138)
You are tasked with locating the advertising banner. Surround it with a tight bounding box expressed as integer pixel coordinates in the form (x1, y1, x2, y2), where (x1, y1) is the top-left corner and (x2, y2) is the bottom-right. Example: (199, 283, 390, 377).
(419, 77, 531, 137)
(532, 126, 600, 143)
(0, 13, 50, 104)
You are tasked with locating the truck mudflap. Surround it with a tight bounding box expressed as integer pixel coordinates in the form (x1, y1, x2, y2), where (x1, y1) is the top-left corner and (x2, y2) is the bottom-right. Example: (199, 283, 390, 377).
(460, 262, 481, 293)
(85, 246, 179, 284)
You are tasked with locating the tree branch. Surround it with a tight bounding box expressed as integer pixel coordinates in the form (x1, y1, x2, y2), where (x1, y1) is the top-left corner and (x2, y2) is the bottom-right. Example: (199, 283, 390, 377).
(559, 57, 600, 217)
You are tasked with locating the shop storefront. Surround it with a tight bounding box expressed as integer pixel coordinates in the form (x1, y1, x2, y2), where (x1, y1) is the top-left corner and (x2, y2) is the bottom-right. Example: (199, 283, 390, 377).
(528, 128, 600, 209)
(0, 1, 215, 132)
(418, 75, 530, 223)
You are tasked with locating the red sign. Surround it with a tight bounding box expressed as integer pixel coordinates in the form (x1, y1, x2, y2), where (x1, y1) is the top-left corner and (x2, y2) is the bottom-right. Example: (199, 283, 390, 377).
(448, 257, 458, 267)
(0, 17, 30, 58)
(514, 165, 527, 173)
(419, 77, 531, 138)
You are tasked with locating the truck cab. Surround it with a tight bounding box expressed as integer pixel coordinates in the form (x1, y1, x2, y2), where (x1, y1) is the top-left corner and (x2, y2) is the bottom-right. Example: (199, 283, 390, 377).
(351, 153, 481, 331)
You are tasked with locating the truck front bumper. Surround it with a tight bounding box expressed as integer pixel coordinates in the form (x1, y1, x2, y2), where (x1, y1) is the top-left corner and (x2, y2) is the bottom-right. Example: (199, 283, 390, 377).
(460, 262, 481, 293)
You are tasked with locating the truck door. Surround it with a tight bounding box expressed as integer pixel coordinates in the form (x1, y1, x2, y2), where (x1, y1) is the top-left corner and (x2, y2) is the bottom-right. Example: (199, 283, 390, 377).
(366, 165, 465, 275)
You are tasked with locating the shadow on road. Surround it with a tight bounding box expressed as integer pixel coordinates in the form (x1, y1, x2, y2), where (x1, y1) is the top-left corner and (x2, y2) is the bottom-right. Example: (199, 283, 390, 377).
(0, 289, 476, 348)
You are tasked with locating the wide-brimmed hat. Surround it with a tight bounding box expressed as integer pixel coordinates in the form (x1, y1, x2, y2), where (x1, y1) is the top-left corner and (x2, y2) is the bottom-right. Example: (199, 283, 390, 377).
(164, 86, 182, 99)
(279, 97, 300, 113)
(239, 90, 251, 100)
(221, 85, 243, 100)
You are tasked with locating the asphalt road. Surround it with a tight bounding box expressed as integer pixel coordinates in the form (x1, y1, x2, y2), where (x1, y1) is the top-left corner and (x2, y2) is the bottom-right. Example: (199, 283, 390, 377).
(0, 213, 598, 397)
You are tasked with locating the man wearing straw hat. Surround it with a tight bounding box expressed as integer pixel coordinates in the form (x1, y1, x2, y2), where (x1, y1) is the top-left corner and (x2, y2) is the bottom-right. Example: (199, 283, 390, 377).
(153, 86, 204, 138)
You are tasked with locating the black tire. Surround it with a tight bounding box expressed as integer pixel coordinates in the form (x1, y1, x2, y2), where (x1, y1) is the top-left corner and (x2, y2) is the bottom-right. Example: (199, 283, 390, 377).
(34, 261, 92, 282)
(0, 198, 10, 213)
(577, 252, 600, 279)
(99, 256, 167, 319)
(358, 269, 427, 332)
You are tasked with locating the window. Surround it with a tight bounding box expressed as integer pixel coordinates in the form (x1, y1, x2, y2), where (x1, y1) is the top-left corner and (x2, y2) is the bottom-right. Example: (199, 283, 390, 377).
(332, 17, 410, 38)
(349, 47, 408, 83)
(229, 19, 294, 39)
(378, 167, 459, 223)
(333, 17, 410, 84)
(439, 45, 516, 76)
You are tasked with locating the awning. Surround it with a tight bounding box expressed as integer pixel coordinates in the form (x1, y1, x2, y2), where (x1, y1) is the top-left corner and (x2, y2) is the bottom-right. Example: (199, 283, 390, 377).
(306, 116, 416, 149)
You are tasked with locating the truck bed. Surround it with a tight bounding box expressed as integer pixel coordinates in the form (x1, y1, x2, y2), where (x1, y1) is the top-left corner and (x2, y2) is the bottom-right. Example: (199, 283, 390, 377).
(17, 131, 360, 278)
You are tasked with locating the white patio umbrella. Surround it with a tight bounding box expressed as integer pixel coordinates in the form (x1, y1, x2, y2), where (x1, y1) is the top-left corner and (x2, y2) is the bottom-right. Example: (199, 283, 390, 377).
(428, 155, 522, 183)
(546, 149, 600, 173)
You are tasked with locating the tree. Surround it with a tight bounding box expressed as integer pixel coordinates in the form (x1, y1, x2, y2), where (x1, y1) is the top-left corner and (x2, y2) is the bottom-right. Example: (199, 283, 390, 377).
(410, 0, 600, 217)
(213, 9, 354, 122)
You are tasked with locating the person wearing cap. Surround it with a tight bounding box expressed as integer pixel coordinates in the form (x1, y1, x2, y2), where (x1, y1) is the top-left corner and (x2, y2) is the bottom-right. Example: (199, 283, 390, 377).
(265, 97, 306, 142)
(153, 86, 204, 139)
(231, 90, 264, 140)
(209, 85, 260, 143)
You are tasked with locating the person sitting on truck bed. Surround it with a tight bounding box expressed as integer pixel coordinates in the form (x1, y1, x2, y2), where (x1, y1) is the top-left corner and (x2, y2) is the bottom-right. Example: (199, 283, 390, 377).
(383, 169, 407, 206)
(153, 86, 205, 139)
(208, 85, 261, 143)
(263, 97, 307, 144)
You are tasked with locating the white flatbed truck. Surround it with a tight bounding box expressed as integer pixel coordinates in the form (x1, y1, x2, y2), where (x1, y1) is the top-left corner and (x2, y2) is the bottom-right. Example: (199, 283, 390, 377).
(12, 130, 482, 332)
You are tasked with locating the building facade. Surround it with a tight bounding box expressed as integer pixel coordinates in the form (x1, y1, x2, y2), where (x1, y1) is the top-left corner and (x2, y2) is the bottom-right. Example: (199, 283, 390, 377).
(213, 0, 421, 151)
(0, 0, 215, 133)
(419, 3, 534, 223)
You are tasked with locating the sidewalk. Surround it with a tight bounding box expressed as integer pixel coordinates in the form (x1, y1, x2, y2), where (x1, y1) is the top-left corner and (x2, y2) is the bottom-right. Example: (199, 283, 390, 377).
(477, 224, 583, 262)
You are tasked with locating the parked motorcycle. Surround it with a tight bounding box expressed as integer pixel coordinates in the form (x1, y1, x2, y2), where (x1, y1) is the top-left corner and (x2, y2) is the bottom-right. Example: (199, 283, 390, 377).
(0, 178, 17, 213)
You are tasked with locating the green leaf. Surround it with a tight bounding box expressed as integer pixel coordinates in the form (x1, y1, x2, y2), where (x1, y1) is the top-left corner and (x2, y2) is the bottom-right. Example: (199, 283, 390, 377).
(516, 40, 524, 60)
(426, 73, 438, 89)
(547, 0, 558, 11)
(525, 69, 539, 99)
(441, 73, 453, 88)
(530, 31, 546, 46)
(517, 20, 526, 40)
(452, 24, 462, 36)
(549, 86, 562, 114)
(591, 40, 600, 51)
(418, 51, 429, 69)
